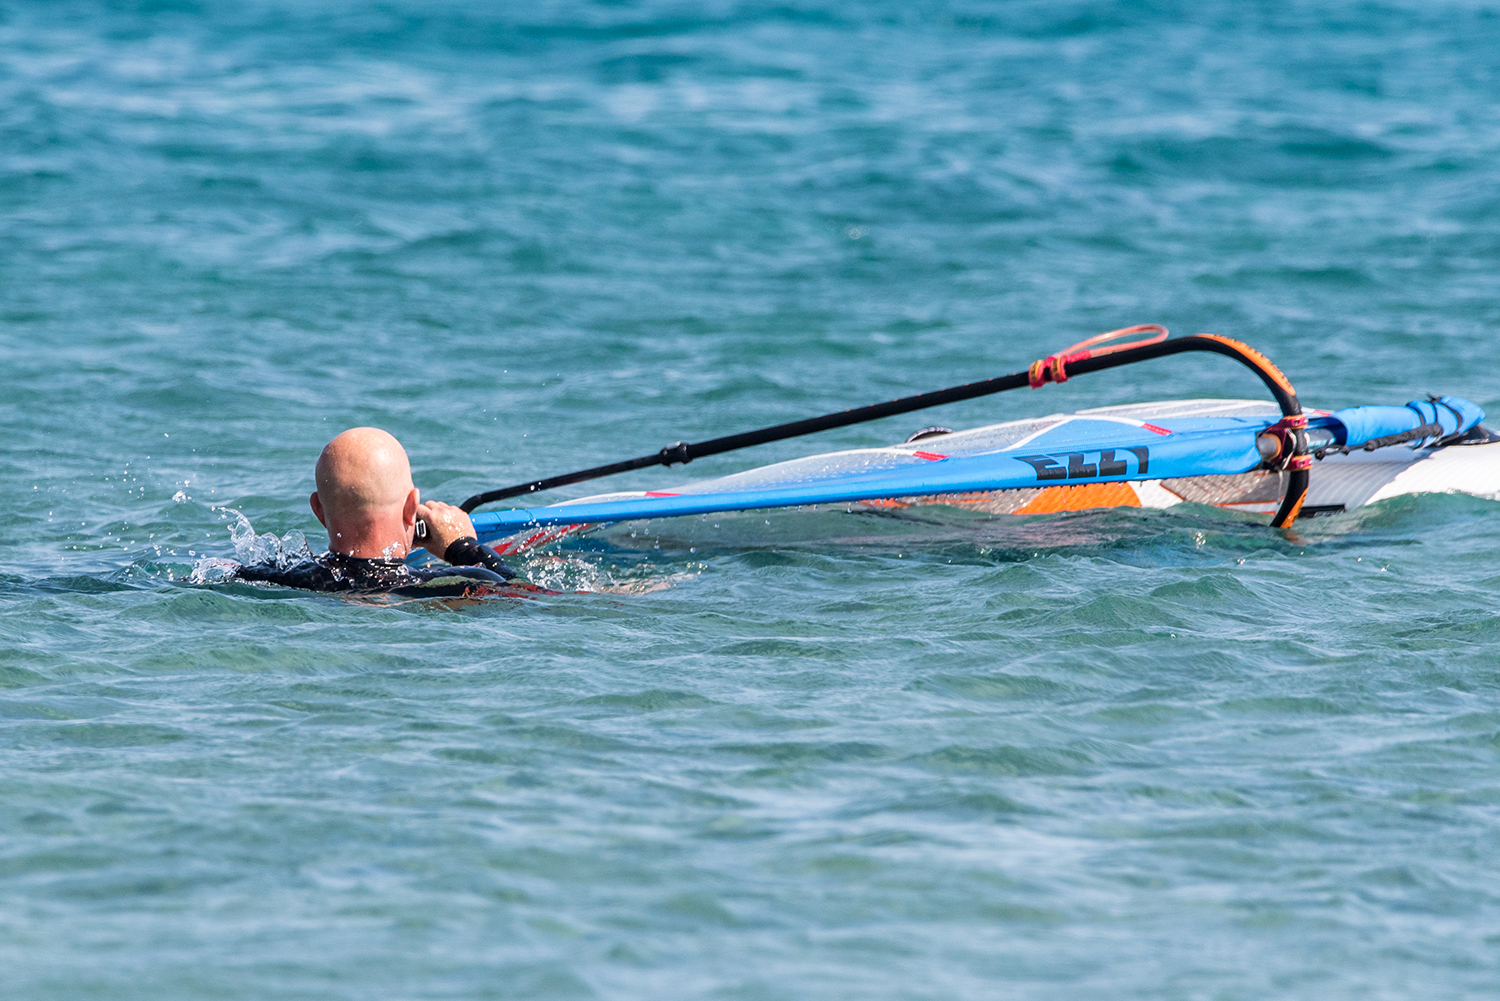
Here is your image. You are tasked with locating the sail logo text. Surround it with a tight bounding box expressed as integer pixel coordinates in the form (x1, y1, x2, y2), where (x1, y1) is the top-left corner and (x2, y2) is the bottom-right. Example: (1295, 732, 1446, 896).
(1016, 447, 1150, 481)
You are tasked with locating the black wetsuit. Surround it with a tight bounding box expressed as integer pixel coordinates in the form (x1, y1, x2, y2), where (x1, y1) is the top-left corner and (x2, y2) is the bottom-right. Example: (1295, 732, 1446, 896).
(235, 538, 525, 597)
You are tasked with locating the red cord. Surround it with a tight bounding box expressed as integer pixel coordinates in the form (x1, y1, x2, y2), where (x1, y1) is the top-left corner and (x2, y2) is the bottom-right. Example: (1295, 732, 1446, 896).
(1028, 324, 1170, 389)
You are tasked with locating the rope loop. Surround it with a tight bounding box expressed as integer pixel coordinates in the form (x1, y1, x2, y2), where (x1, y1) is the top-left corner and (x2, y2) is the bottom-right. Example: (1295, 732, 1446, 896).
(1027, 324, 1170, 389)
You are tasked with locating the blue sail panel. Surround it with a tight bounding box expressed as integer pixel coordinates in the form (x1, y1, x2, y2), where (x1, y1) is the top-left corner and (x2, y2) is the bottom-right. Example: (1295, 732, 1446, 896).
(471, 422, 1263, 537)
(467, 396, 1487, 541)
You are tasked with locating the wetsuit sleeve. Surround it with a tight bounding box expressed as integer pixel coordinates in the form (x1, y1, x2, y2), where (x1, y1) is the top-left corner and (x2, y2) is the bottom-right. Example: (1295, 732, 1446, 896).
(442, 537, 517, 580)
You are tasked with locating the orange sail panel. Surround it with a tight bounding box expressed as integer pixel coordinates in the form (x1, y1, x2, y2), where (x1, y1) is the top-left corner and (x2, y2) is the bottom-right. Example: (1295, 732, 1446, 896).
(1012, 482, 1142, 514)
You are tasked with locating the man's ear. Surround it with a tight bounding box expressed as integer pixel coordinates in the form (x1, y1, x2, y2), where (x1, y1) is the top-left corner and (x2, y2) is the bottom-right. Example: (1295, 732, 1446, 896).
(403, 487, 420, 526)
(310, 492, 326, 527)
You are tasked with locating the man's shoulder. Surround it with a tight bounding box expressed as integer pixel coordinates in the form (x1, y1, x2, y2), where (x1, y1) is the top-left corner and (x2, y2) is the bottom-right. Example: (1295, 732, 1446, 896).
(233, 552, 530, 597)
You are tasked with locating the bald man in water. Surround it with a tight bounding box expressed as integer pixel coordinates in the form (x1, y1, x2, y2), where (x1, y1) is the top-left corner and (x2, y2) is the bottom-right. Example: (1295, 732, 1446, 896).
(310, 427, 472, 559)
(236, 427, 523, 595)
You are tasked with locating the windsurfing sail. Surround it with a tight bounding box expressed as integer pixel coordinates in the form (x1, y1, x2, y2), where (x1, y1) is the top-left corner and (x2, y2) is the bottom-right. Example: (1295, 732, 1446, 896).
(470, 396, 1483, 543)
(462, 331, 1323, 529)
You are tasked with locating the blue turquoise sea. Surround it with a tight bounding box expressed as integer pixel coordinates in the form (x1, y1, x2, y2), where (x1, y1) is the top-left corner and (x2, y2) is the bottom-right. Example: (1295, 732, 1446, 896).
(5, 2, 1500, 997)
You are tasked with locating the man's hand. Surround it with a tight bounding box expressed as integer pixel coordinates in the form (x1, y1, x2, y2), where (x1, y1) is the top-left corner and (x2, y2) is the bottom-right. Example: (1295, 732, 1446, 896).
(414, 500, 477, 560)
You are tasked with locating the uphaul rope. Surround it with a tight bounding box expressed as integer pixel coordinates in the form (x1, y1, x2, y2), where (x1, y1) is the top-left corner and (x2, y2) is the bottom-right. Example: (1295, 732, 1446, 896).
(461, 328, 1316, 528)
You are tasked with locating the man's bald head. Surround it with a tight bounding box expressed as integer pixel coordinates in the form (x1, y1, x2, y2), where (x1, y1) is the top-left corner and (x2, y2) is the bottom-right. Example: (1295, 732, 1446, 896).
(315, 427, 414, 517)
(310, 427, 420, 557)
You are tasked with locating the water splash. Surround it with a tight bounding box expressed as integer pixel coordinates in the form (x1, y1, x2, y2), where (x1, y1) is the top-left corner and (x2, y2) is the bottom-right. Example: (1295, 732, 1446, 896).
(229, 510, 312, 566)
(517, 552, 699, 594)
(186, 510, 313, 583)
